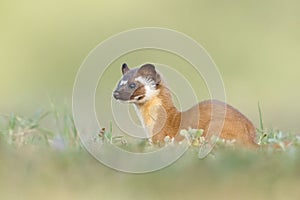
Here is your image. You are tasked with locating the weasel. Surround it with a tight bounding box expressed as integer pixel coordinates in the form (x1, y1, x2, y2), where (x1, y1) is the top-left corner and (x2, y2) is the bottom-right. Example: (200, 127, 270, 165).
(113, 63, 258, 148)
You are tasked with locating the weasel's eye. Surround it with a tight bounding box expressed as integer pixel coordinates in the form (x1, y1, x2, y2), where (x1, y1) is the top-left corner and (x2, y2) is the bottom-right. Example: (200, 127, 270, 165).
(128, 83, 136, 89)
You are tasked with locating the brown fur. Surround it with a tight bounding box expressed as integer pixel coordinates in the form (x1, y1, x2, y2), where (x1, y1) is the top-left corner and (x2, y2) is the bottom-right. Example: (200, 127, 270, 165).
(137, 83, 258, 148)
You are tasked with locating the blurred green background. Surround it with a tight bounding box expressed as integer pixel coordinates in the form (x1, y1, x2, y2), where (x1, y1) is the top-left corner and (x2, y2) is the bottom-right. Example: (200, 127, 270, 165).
(1, 1, 300, 199)
(1, 0, 300, 131)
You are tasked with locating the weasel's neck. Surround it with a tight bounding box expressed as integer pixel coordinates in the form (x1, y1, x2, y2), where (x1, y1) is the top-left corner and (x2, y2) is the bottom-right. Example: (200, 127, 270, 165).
(134, 85, 180, 138)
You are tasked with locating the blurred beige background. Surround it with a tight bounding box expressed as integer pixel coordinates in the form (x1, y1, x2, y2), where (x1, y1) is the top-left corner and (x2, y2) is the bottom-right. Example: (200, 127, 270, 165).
(1, 0, 299, 132)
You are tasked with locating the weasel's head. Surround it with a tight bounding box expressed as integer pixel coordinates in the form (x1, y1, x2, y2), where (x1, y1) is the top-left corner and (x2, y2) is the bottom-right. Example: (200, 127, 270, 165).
(113, 63, 161, 104)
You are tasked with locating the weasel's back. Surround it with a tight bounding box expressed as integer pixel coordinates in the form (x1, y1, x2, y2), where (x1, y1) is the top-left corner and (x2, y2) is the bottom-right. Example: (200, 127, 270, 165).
(181, 100, 257, 148)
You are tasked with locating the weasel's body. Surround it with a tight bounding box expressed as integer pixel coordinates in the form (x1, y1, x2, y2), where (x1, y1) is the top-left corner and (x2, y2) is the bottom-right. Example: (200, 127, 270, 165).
(113, 63, 257, 148)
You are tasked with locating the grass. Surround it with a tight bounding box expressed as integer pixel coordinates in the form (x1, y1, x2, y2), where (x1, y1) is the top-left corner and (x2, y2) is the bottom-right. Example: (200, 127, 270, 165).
(0, 100, 80, 150)
(256, 102, 300, 152)
(1, 103, 300, 200)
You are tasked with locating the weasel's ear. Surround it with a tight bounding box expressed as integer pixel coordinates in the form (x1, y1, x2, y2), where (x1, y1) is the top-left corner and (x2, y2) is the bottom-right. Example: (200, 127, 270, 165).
(122, 63, 130, 74)
(138, 63, 161, 83)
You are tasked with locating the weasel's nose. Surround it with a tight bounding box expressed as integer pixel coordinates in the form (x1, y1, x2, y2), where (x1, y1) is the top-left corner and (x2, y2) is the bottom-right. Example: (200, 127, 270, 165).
(113, 91, 120, 99)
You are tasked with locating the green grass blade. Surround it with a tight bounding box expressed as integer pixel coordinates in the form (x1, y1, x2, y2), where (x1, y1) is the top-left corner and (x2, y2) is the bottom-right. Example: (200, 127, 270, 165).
(258, 102, 264, 132)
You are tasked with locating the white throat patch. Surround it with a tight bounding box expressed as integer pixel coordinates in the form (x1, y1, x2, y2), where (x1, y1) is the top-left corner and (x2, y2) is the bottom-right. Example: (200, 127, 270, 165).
(135, 76, 159, 102)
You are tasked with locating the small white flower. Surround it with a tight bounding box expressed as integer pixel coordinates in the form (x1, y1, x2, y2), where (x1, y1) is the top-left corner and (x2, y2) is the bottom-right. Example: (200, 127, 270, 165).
(170, 137, 174, 143)
(148, 138, 153, 145)
(199, 137, 205, 143)
(180, 129, 188, 136)
(164, 135, 170, 143)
